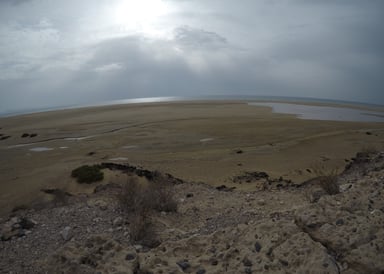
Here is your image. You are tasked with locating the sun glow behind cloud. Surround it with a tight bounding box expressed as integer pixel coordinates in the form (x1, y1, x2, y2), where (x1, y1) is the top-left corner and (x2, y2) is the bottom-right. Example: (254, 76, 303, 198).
(112, 0, 170, 36)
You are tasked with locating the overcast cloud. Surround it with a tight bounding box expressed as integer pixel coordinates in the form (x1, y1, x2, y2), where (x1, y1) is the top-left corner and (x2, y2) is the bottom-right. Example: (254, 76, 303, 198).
(0, 0, 383, 113)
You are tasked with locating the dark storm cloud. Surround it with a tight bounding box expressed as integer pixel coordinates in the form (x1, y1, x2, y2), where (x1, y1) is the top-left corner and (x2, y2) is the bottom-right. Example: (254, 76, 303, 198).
(0, 0, 384, 113)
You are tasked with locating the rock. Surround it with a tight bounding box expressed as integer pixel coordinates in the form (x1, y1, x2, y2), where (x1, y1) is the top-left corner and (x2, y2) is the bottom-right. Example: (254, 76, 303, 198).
(216, 185, 236, 192)
(176, 260, 190, 271)
(1, 217, 35, 241)
(273, 232, 339, 273)
(46, 235, 138, 274)
(93, 217, 102, 223)
(335, 219, 344, 226)
(113, 217, 123, 227)
(60, 226, 72, 241)
(244, 267, 252, 274)
(125, 253, 136, 261)
(19, 217, 36, 230)
(1, 229, 19, 241)
(196, 269, 206, 274)
(308, 189, 326, 203)
(255, 241, 262, 252)
(257, 199, 266, 206)
(242, 257, 253, 267)
(210, 258, 218, 265)
(134, 245, 143, 252)
(9, 217, 21, 226)
(87, 199, 108, 210)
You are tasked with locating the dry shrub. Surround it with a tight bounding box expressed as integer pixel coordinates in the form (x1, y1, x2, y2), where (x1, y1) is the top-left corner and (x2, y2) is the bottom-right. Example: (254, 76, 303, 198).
(150, 180, 178, 212)
(312, 166, 340, 195)
(119, 176, 178, 213)
(118, 177, 144, 213)
(118, 176, 177, 246)
(129, 213, 159, 247)
(318, 175, 340, 195)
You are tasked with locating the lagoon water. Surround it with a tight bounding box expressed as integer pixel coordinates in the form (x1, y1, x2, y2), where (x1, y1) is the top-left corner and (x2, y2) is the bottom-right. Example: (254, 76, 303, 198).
(249, 102, 384, 122)
(1, 95, 383, 121)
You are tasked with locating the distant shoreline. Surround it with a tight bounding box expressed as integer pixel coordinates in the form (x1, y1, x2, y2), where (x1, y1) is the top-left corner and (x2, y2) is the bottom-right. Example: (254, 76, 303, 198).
(1, 95, 383, 118)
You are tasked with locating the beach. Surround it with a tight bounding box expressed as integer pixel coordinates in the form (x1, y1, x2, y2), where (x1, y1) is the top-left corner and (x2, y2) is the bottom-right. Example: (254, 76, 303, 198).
(1, 100, 384, 273)
(0, 100, 383, 216)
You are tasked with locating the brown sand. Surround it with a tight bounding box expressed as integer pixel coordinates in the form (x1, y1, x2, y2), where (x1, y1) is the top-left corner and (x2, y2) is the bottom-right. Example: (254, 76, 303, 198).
(0, 100, 383, 216)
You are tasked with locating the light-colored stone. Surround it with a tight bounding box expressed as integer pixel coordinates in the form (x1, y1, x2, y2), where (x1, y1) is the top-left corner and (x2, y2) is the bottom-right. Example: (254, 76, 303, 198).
(257, 199, 266, 206)
(60, 226, 72, 241)
(112, 217, 123, 227)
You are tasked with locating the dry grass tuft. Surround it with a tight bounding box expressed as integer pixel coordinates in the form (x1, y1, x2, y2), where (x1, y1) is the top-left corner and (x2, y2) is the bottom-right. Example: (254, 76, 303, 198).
(118, 176, 177, 247)
(118, 177, 178, 213)
(312, 166, 340, 195)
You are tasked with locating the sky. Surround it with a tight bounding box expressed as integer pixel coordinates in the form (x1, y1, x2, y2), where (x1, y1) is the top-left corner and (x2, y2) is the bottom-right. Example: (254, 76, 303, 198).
(0, 0, 383, 113)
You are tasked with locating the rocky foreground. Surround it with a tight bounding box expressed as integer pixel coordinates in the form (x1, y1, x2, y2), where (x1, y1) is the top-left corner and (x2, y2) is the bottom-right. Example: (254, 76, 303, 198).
(0, 151, 383, 273)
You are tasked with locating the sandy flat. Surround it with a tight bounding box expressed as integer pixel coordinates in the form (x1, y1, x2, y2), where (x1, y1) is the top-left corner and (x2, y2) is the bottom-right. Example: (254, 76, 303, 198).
(0, 100, 383, 216)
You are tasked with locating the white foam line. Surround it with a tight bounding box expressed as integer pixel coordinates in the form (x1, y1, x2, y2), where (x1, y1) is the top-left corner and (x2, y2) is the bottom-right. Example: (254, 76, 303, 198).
(64, 135, 95, 141)
(29, 147, 54, 152)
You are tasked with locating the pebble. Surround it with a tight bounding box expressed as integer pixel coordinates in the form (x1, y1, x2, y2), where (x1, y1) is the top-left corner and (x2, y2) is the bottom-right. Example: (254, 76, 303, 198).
(60, 226, 72, 241)
(125, 253, 136, 261)
(177, 260, 191, 271)
(113, 217, 123, 227)
(210, 258, 218, 265)
(257, 199, 266, 206)
(255, 242, 262, 252)
(93, 217, 102, 223)
(243, 257, 253, 267)
(134, 245, 143, 252)
(336, 219, 344, 226)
